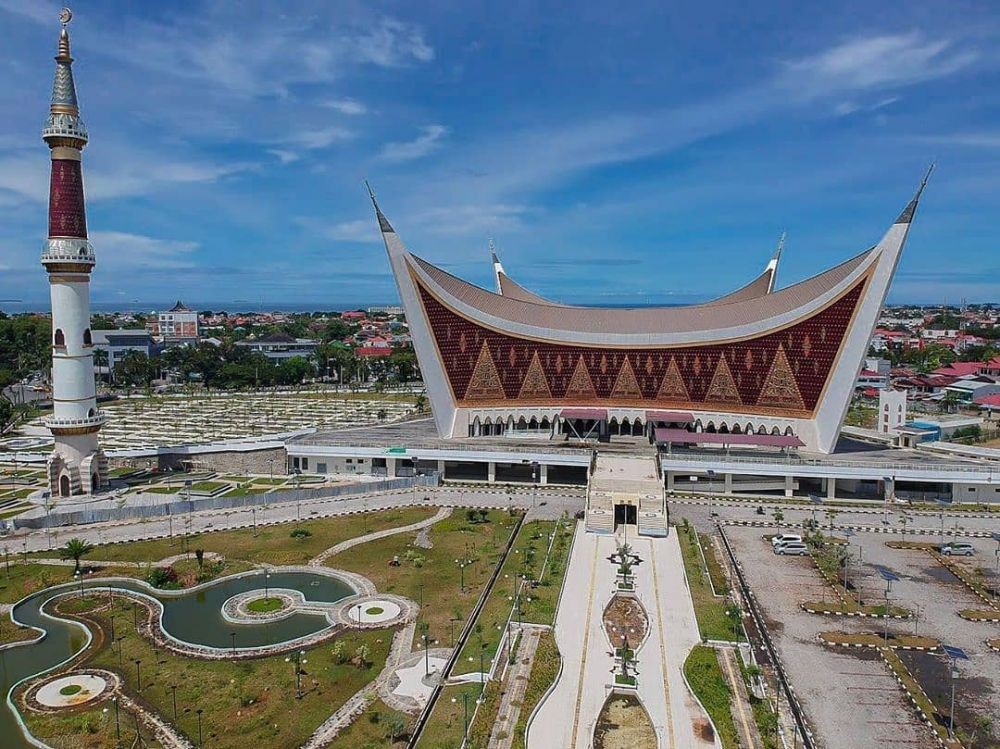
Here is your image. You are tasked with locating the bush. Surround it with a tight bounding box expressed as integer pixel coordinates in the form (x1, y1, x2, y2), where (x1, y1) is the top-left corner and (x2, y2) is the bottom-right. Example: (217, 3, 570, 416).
(290, 528, 312, 540)
(147, 565, 181, 589)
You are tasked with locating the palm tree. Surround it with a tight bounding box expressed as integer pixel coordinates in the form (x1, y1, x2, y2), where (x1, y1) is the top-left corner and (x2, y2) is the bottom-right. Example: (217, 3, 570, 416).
(59, 537, 94, 574)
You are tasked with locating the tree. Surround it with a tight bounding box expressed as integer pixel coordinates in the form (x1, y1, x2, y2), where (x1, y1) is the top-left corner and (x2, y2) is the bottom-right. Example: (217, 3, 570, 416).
(354, 643, 371, 668)
(383, 713, 406, 744)
(59, 537, 94, 574)
(0, 396, 13, 434)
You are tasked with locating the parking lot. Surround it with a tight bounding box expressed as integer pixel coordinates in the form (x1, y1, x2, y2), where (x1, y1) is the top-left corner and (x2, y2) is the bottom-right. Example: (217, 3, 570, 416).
(726, 525, 938, 749)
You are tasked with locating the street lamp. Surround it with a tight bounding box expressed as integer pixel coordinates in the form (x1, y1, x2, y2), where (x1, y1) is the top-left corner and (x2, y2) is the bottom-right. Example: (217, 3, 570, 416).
(808, 494, 823, 531)
(112, 696, 122, 749)
(843, 529, 855, 596)
(876, 566, 900, 644)
(196, 707, 204, 747)
(992, 532, 1000, 604)
(285, 650, 307, 698)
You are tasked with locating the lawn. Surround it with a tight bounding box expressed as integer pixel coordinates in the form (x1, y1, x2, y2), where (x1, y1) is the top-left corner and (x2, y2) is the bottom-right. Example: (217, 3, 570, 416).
(331, 509, 520, 652)
(22, 592, 395, 749)
(452, 517, 573, 675)
(683, 645, 739, 749)
(327, 698, 409, 748)
(34, 506, 437, 568)
(678, 521, 742, 642)
(414, 682, 483, 749)
(512, 631, 560, 749)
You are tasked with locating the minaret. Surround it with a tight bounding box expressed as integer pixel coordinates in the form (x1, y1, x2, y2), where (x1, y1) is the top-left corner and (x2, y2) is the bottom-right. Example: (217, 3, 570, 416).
(41, 9, 106, 498)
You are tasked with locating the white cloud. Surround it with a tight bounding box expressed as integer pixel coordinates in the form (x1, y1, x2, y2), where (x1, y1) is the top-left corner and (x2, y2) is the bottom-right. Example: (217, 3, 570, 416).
(89, 231, 199, 270)
(912, 131, 1000, 148)
(280, 126, 355, 150)
(267, 149, 301, 165)
(780, 32, 977, 99)
(315, 219, 381, 242)
(379, 125, 449, 162)
(353, 18, 434, 67)
(320, 98, 368, 116)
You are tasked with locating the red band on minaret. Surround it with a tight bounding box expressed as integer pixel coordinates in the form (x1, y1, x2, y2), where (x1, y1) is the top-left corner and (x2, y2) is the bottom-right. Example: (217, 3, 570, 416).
(48, 159, 88, 238)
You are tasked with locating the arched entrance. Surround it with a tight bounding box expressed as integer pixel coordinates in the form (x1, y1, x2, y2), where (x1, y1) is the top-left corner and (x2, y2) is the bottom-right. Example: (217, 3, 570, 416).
(92, 473, 100, 490)
(59, 474, 71, 497)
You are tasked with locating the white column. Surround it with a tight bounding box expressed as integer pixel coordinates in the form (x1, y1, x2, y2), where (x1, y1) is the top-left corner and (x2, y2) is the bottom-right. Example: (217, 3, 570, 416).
(724, 473, 733, 494)
(784, 475, 794, 497)
(540, 464, 549, 485)
(826, 477, 836, 499)
(488, 461, 496, 484)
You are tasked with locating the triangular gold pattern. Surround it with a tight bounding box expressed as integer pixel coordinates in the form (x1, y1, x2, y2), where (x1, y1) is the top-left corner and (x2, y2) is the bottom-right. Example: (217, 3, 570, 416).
(610, 357, 642, 399)
(657, 357, 690, 401)
(464, 342, 505, 400)
(565, 356, 597, 399)
(518, 351, 552, 399)
(758, 346, 805, 410)
(705, 355, 742, 404)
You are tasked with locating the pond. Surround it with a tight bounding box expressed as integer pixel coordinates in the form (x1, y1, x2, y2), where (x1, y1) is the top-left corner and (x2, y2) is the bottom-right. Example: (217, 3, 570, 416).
(1, 570, 354, 749)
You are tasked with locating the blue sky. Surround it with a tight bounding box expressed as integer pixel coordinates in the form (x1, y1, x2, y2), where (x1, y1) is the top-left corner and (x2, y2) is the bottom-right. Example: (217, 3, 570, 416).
(0, 0, 997, 310)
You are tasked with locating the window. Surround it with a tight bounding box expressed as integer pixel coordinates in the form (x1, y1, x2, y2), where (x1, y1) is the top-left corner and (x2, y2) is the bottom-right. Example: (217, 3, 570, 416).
(292, 457, 300, 469)
(54, 328, 65, 346)
(83, 328, 92, 346)
(317, 463, 327, 474)
(346, 458, 353, 464)
(302, 458, 308, 470)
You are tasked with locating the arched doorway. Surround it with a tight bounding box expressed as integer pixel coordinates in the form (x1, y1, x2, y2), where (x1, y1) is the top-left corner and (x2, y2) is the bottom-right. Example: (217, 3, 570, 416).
(92, 473, 100, 491)
(59, 474, 70, 497)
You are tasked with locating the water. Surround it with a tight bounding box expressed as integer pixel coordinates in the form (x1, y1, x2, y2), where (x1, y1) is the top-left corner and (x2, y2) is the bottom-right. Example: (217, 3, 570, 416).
(1, 571, 353, 749)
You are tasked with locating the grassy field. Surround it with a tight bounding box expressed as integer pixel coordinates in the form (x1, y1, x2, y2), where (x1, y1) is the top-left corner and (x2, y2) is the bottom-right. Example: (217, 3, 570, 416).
(332, 509, 520, 651)
(512, 631, 560, 749)
(683, 645, 740, 749)
(452, 517, 573, 675)
(32, 507, 437, 568)
(414, 682, 482, 749)
(22, 593, 394, 749)
(327, 697, 409, 748)
(678, 521, 742, 642)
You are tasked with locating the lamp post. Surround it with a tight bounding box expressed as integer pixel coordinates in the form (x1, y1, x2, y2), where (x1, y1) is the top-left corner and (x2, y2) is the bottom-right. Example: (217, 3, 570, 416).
(942, 645, 969, 740)
(876, 566, 900, 644)
(112, 696, 122, 749)
(170, 684, 178, 722)
(196, 707, 204, 747)
(531, 461, 539, 509)
(992, 532, 1000, 604)
(285, 650, 307, 699)
(133, 658, 142, 691)
(843, 529, 855, 597)
(230, 631, 236, 655)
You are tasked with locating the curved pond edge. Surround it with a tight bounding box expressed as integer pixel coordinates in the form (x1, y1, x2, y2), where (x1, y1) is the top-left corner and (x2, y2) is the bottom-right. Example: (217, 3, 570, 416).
(3, 564, 403, 749)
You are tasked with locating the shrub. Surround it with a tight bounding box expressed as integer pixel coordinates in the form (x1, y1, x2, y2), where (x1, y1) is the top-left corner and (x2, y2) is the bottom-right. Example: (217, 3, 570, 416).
(147, 565, 180, 589)
(290, 528, 312, 540)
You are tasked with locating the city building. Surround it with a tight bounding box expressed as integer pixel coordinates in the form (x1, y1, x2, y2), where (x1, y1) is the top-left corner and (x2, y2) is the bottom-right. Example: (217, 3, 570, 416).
(40, 15, 107, 496)
(148, 300, 199, 344)
(91, 329, 155, 372)
(235, 333, 320, 360)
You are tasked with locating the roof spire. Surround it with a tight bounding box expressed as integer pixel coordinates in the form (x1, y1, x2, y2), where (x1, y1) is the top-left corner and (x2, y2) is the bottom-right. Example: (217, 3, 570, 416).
(895, 163, 934, 225)
(364, 180, 395, 234)
(44, 7, 87, 146)
(488, 237, 500, 265)
(773, 231, 786, 262)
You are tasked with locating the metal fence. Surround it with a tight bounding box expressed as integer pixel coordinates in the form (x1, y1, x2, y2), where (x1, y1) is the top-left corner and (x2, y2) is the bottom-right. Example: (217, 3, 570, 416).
(13, 474, 441, 530)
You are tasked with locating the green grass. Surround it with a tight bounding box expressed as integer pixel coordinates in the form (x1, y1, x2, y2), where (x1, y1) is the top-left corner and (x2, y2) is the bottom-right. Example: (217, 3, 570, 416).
(326, 698, 409, 748)
(23, 593, 394, 749)
(698, 533, 730, 595)
(332, 509, 520, 652)
(511, 631, 560, 749)
(678, 522, 743, 642)
(59, 684, 83, 696)
(246, 596, 284, 613)
(415, 682, 482, 749)
(31, 506, 437, 568)
(683, 645, 740, 749)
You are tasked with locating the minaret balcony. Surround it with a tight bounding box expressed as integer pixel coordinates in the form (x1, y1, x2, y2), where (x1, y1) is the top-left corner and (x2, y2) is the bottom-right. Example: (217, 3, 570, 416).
(45, 412, 106, 431)
(42, 238, 95, 265)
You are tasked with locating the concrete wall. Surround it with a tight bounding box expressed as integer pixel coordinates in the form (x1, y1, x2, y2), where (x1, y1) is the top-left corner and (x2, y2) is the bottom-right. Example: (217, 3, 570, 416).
(109, 446, 287, 475)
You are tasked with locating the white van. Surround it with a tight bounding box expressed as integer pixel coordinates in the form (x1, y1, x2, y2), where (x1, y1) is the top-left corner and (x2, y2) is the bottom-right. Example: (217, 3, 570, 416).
(771, 533, 802, 547)
(774, 542, 809, 556)
(940, 542, 975, 556)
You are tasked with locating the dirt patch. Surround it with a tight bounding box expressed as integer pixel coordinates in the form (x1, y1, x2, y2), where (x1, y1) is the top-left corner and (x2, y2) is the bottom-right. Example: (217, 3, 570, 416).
(602, 596, 649, 649)
(899, 650, 1000, 749)
(593, 693, 657, 749)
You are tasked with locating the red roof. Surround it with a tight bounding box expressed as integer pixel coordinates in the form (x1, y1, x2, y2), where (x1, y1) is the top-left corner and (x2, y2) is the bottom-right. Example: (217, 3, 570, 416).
(863, 387, 879, 397)
(354, 347, 392, 357)
(975, 394, 1000, 408)
(932, 362, 984, 377)
(560, 408, 607, 420)
(654, 427, 804, 448)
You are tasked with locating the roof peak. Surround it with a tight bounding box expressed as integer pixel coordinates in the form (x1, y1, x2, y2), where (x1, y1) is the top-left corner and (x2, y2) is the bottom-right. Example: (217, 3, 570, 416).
(44, 8, 87, 145)
(364, 180, 395, 234)
(895, 163, 934, 225)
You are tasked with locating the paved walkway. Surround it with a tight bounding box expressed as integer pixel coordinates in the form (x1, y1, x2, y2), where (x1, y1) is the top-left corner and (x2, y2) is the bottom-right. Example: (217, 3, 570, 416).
(489, 625, 543, 749)
(309, 507, 451, 567)
(528, 526, 719, 749)
(718, 646, 760, 749)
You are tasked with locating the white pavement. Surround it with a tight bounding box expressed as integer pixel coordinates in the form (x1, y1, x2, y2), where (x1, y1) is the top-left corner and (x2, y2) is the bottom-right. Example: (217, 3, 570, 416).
(529, 524, 717, 749)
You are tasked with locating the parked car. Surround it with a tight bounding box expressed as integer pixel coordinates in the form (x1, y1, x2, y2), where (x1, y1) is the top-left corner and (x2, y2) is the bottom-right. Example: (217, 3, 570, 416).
(774, 542, 809, 556)
(940, 542, 975, 556)
(771, 533, 803, 547)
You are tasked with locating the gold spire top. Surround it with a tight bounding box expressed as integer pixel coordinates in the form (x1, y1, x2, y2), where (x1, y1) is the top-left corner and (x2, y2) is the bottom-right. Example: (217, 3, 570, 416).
(57, 8, 73, 61)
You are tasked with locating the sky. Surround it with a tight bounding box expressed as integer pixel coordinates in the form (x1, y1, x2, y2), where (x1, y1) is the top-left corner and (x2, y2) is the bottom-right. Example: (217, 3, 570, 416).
(0, 0, 998, 310)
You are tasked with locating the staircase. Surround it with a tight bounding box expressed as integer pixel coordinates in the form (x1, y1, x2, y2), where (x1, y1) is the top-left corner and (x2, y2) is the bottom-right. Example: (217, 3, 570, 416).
(585, 452, 667, 537)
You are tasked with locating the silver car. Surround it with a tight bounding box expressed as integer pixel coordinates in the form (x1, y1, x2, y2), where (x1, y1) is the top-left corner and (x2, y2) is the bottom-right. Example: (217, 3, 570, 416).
(774, 541, 809, 556)
(940, 542, 975, 556)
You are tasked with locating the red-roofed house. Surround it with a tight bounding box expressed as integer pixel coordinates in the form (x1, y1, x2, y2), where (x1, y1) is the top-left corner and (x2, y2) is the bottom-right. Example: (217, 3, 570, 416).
(981, 357, 1000, 377)
(932, 362, 985, 378)
(974, 393, 1000, 412)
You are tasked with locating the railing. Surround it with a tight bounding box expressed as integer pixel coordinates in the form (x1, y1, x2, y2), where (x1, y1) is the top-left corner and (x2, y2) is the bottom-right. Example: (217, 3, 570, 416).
(44, 413, 106, 428)
(718, 525, 815, 749)
(659, 450, 1000, 476)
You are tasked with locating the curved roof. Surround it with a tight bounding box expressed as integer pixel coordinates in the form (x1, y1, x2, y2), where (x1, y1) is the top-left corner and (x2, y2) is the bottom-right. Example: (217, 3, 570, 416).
(408, 247, 872, 338)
